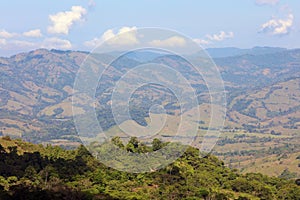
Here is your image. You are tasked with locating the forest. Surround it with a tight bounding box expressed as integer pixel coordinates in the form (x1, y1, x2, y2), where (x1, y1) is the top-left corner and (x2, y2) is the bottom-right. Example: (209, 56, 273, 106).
(0, 136, 299, 200)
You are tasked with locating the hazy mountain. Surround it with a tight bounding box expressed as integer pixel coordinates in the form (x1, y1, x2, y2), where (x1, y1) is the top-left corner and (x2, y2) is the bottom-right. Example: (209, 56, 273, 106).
(0, 48, 299, 143)
(206, 46, 287, 58)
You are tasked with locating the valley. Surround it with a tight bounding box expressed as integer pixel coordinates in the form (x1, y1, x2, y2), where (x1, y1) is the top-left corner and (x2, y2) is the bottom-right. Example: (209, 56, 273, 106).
(0, 47, 299, 178)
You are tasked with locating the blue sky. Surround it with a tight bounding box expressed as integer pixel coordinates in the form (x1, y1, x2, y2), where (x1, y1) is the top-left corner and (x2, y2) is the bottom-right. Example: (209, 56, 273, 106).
(0, 0, 299, 56)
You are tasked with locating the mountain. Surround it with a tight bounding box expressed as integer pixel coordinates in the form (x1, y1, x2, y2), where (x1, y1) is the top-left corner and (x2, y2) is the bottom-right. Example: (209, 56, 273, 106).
(206, 47, 287, 58)
(1, 48, 299, 139)
(0, 48, 299, 177)
(0, 49, 86, 144)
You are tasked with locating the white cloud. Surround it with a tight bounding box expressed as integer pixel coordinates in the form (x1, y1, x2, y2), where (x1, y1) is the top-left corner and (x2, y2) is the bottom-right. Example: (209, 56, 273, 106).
(206, 31, 234, 41)
(260, 14, 294, 35)
(101, 29, 117, 41)
(84, 26, 138, 47)
(0, 37, 72, 55)
(42, 37, 72, 49)
(105, 26, 139, 46)
(149, 36, 186, 47)
(48, 6, 86, 35)
(192, 31, 234, 46)
(23, 29, 42, 37)
(84, 38, 101, 48)
(11, 40, 36, 48)
(0, 30, 17, 38)
(0, 40, 37, 52)
(255, 0, 279, 6)
(193, 38, 210, 45)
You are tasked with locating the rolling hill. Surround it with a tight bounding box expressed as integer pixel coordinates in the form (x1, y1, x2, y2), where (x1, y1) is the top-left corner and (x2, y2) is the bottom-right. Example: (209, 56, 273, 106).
(0, 47, 299, 177)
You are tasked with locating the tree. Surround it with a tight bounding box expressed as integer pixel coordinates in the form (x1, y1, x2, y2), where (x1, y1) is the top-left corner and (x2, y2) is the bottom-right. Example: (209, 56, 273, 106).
(1, 137, 300, 200)
(126, 137, 139, 153)
(24, 166, 38, 181)
(152, 138, 163, 151)
(8, 146, 18, 159)
(230, 178, 254, 193)
(111, 136, 124, 149)
(278, 184, 300, 200)
(0, 144, 5, 154)
(198, 188, 209, 198)
(76, 145, 91, 158)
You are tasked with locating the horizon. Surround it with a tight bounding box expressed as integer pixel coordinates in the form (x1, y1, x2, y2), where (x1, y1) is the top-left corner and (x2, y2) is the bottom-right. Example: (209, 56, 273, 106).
(1, 0, 300, 56)
(1, 45, 299, 58)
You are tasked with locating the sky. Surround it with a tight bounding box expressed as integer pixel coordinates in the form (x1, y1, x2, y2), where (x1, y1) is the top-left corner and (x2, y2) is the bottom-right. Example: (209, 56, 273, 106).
(0, 0, 299, 56)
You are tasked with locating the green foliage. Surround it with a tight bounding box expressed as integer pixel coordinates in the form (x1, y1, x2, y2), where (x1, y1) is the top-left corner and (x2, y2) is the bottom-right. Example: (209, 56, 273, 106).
(126, 137, 139, 153)
(277, 184, 300, 200)
(152, 138, 163, 151)
(111, 136, 124, 148)
(0, 138, 299, 200)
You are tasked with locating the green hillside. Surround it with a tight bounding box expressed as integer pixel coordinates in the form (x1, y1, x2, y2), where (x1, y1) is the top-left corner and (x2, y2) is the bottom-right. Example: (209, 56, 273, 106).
(0, 136, 300, 200)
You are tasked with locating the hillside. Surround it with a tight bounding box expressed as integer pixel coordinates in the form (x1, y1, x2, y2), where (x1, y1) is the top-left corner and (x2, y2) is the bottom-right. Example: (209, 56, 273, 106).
(0, 48, 299, 139)
(0, 137, 300, 200)
(0, 48, 299, 177)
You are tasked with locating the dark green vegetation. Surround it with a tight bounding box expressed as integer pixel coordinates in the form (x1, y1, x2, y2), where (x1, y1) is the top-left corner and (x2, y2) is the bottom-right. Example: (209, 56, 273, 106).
(0, 136, 300, 200)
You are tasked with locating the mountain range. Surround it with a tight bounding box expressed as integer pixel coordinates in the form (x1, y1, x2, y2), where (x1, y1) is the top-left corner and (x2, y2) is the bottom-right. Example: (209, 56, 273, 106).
(0, 47, 299, 177)
(0, 47, 299, 141)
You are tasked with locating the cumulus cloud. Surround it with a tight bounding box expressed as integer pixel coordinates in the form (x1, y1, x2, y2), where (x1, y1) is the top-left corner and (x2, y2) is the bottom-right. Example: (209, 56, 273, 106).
(0, 37, 71, 50)
(0, 30, 17, 38)
(11, 40, 36, 48)
(149, 36, 186, 47)
(0, 37, 73, 57)
(84, 26, 138, 47)
(193, 31, 234, 46)
(260, 14, 294, 35)
(206, 31, 234, 41)
(42, 37, 72, 49)
(255, 0, 279, 6)
(103, 26, 139, 46)
(83, 38, 101, 48)
(0, 40, 37, 56)
(48, 6, 86, 35)
(0, 40, 37, 54)
(23, 29, 42, 37)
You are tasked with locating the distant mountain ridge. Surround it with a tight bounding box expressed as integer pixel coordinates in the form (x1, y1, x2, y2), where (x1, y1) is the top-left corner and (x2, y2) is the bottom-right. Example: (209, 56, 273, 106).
(206, 46, 288, 58)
